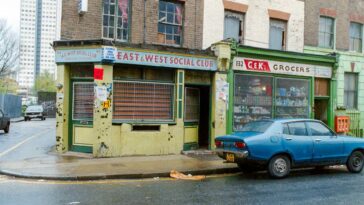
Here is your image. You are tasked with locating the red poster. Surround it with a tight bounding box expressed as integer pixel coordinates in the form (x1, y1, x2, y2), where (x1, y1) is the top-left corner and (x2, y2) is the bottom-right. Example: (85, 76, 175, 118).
(94, 68, 104, 80)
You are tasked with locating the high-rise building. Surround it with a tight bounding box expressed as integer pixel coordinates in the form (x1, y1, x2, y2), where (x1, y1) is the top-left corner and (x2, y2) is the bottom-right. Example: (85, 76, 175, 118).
(18, 0, 61, 89)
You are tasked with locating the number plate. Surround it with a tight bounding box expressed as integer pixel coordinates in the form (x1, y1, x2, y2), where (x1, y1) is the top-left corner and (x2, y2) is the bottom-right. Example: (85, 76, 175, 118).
(226, 153, 235, 162)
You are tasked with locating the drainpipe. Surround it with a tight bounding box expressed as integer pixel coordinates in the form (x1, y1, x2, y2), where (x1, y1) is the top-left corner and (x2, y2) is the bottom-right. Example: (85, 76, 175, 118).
(143, 0, 147, 44)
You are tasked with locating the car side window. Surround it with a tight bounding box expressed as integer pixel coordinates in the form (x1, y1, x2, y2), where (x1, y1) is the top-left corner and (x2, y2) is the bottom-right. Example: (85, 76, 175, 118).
(282, 124, 290, 135)
(307, 122, 333, 136)
(287, 122, 308, 136)
(0, 111, 3, 118)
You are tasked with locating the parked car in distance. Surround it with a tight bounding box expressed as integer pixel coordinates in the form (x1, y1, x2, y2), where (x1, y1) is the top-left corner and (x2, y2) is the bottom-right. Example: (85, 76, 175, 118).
(24, 105, 46, 121)
(0, 109, 10, 133)
(215, 119, 364, 178)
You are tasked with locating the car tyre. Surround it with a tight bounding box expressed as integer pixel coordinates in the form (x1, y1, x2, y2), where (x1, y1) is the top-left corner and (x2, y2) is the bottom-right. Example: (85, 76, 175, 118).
(347, 151, 364, 173)
(4, 123, 9, 133)
(268, 155, 290, 179)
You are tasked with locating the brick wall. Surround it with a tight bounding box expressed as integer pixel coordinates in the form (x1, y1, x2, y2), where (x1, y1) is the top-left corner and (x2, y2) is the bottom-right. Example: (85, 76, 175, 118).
(305, 0, 364, 51)
(61, 0, 203, 49)
(61, 0, 103, 40)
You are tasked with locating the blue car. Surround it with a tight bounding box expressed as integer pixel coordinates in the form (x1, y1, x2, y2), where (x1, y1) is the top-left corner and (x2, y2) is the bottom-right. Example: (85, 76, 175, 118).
(215, 119, 364, 178)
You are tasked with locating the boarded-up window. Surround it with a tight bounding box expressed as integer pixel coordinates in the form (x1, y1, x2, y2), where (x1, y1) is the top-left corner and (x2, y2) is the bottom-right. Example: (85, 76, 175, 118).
(185, 87, 200, 122)
(113, 81, 174, 121)
(269, 19, 287, 50)
(73, 82, 94, 120)
(315, 78, 329, 96)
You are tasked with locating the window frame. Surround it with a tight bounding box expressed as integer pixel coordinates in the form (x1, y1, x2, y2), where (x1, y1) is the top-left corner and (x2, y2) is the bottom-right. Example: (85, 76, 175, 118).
(344, 72, 359, 109)
(318, 16, 335, 49)
(102, 0, 130, 42)
(223, 10, 245, 44)
(349, 22, 363, 53)
(269, 18, 287, 51)
(112, 80, 176, 123)
(157, 0, 183, 46)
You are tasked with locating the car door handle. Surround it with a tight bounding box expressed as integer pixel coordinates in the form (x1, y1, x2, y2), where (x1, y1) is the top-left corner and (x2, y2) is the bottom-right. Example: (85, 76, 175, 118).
(285, 137, 293, 141)
(315, 139, 322, 142)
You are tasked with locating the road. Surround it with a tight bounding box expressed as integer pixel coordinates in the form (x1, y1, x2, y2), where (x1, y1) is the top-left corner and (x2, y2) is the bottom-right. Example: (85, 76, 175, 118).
(1, 120, 364, 205)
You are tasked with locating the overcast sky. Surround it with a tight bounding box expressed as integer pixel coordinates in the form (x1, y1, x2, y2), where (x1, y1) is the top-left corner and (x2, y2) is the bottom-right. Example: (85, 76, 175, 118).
(0, 0, 20, 34)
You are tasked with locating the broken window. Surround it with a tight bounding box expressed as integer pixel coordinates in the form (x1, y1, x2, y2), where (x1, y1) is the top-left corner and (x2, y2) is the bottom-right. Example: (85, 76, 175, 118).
(269, 19, 287, 50)
(103, 0, 129, 41)
(158, 0, 183, 45)
(224, 11, 244, 43)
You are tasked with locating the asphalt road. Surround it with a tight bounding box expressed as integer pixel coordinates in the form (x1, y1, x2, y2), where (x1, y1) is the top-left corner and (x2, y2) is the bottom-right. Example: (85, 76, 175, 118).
(1, 120, 364, 205)
(0, 168, 363, 205)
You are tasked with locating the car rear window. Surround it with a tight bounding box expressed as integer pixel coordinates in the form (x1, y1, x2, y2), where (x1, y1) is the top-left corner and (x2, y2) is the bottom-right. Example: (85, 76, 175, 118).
(26, 106, 43, 112)
(240, 121, 273, 133)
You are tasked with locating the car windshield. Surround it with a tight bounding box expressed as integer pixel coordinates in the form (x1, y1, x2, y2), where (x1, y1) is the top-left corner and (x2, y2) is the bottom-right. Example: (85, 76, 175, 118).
(26, 106, 43, 112)
(239, 121, 273, 133)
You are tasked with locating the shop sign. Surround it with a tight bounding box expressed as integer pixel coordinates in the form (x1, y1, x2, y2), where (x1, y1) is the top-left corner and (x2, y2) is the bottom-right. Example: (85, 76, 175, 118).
(55, 49, 102, 63)
(115, 50, 217, 71)
(233, 57, 332, 78)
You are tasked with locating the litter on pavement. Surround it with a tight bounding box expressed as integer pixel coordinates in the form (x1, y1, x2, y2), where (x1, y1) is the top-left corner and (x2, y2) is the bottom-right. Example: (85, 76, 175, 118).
(170, 170, 206, 180)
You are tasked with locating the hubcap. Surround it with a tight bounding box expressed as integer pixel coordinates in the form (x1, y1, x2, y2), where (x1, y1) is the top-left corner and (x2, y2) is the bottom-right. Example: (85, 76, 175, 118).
(352, 156, 363, 168)
(274, 158, 287, 174)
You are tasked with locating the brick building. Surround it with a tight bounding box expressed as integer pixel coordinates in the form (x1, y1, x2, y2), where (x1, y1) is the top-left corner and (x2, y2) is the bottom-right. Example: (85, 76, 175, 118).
(55, 0, 224, 157)
(304, 0, 364, 137)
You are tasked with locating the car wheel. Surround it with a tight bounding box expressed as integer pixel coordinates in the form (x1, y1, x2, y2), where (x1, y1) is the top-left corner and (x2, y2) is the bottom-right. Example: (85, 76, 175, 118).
(4, 123, 9, 133)
(347, 151, 364, 173)
(268, 155, 291, 179)
(237, 163, 257, 174)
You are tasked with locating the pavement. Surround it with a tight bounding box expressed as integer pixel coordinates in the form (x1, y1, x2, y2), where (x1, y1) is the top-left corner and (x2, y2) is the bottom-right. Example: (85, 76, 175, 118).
(0, 119, 239, 180)
(0, 151, 239, 181)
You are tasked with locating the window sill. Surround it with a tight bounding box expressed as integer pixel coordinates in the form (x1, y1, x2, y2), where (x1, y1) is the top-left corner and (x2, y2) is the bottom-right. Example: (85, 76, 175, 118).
(112, 121, 177, 125)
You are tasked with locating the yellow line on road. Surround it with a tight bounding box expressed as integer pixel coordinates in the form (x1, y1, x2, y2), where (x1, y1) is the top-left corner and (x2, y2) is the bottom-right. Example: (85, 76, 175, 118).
(0, 129, 50, 158)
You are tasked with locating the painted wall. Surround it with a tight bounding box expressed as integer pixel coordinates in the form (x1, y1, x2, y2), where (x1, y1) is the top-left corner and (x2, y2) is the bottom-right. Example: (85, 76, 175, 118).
(202, 0, 304, 52)
(305, 46, 364, 135)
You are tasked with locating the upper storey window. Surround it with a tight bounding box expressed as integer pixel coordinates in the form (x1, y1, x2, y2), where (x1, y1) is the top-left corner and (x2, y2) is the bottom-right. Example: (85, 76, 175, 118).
(103, 0, 129, 41)
(349, 22, 363, 53)
(224, 11, 244, 44)
(158, 1, 183, 46)
(269, 19, 287, 50)
(318, 16, 335, 49)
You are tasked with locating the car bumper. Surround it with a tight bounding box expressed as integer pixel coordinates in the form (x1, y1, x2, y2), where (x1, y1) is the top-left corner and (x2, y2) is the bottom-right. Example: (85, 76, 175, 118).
(215, 149, 249, 161)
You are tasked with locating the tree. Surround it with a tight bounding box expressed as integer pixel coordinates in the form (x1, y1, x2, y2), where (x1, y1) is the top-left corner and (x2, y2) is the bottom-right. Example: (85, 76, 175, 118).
(0, 77, 18, 94)
(0, 19, 18, 78)
(33, 71, 56, 93)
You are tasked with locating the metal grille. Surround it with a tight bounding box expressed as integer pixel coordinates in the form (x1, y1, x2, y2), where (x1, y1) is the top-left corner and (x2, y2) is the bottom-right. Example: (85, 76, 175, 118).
(73, 83, 94, 120)
(185, 87, 200, 122)
(113, 81, 174, 121)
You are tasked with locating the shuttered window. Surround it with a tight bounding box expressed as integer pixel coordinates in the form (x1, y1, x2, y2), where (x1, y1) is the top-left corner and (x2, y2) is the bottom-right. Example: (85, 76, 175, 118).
(73, 82, 94, 120)
(113, 81, 174, 121)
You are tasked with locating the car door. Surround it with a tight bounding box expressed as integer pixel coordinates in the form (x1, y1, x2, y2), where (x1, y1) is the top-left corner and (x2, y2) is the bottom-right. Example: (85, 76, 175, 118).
(282, 122, 313, 164)
(307, 121, 344, 164)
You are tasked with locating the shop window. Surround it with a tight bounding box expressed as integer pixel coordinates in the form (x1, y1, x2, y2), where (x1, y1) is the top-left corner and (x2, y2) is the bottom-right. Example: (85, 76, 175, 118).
(158, 1, 183, 45)
(319, 16, 335, 49)
(103, 0, 129, 41)
(233, 74, 273, 131)
(113, 66, 175, 82)
(113, 81, 174, 121)
(349, 22, 363, 52)
(73, 82, 94, 120)
(269, 19, 286, 50)
(344, 73, 358, 109)
(224, 11, 244, 43)
(185, 87, 200, 122)
(70, 64, 94, 78)
(275, 78, 310, 119)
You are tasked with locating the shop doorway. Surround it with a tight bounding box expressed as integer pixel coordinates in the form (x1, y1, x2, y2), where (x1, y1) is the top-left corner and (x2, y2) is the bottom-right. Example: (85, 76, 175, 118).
(314, 99, 329, 125)
(184, 85, 210, 150)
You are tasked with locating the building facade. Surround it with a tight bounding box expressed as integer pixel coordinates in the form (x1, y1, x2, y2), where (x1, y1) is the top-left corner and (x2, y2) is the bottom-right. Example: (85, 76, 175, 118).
(304, 0, 364, 137)
(202, 0, 304, 52)
(18, 0, 61, 90)
(55, 0, 228, 157)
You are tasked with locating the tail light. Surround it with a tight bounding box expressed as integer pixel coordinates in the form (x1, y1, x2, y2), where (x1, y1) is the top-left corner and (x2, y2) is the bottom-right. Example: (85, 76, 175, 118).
(215, 140, 223, 147)
(234, 142, 246, 149)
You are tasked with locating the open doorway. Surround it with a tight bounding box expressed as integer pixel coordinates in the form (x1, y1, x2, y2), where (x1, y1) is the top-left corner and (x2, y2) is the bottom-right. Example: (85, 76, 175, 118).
(314, 99, 328, 125)
(184, 85, 210, 149)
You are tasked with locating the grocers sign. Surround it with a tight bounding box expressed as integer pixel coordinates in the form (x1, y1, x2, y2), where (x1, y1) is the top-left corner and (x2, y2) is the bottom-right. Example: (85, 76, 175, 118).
(233, 57, 332, 78)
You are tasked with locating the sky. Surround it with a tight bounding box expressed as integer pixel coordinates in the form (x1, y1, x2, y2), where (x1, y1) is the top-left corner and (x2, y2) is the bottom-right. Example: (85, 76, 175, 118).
(0, 0, 20, 34)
